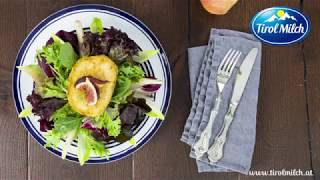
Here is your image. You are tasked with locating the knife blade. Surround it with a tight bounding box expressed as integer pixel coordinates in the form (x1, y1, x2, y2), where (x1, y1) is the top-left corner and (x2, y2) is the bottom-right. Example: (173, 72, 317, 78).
(230, 48, 258, 105)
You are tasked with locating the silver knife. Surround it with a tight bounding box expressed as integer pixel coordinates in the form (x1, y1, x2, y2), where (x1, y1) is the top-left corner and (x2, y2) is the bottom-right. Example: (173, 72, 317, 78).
(207, 48, 259, 163)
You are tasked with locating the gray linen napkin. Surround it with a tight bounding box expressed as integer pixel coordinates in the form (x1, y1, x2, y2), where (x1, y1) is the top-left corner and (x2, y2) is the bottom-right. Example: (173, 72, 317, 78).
(180, 29, 262, 174)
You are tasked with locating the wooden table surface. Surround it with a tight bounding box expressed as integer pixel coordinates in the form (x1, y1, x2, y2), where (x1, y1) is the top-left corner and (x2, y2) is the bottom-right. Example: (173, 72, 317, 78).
(1, 0, 319, 180)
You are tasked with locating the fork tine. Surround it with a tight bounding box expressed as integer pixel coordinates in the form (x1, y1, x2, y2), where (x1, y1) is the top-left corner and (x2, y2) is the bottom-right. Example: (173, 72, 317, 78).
(225, 51, 239, 72)
(221, 49, 236, 71)
(228, 52, 242, 73)
(218, 49, 233, 72)
(226, 51, 241, 73)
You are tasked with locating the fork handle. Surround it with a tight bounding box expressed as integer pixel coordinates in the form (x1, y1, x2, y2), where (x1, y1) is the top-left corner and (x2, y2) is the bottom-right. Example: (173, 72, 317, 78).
(207, 104, 236, 163)
(193, 94, 222, 159)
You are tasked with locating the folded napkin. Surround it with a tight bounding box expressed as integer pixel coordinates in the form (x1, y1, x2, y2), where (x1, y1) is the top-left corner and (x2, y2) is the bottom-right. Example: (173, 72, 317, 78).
(181, 29, 262, 174)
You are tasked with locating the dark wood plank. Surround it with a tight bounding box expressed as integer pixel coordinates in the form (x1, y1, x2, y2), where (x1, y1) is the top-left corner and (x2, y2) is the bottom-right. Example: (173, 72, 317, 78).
(243, 1, 312, 180)
(29, 139, 132, 180)
(303, 0, 320, 179)
(190, 0, 312, 180)
(71, 0, 136, 14)
(26, 1, 132, 180)
(0, 0, 28, 179)
(127, 0, 201, 180)
(4, 0, 315, 180)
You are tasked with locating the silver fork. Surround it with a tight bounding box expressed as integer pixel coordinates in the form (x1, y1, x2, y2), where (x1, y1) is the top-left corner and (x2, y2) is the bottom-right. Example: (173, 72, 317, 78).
(193, 49, 242, 159)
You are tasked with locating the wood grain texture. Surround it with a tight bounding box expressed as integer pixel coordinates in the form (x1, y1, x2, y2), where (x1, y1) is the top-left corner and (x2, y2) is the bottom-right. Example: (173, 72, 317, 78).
(1, 0, 318, 179)
(28, 139, 132, 180)
(243, 1, 312, 180)
(190, 0, 312, 180)
(303, 0, 320, 179)
(0, 0, 28, 180)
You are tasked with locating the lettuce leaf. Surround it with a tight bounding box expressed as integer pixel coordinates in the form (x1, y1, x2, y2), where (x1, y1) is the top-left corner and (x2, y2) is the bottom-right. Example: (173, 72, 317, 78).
(106, 117, 121, 137)
(82, 26, 139, 61)
(19, 106, 33, 118)
(59, 43, 78, 69)
(51, 104, 82, 120)
(45, 129, 62, 148)
(45, 104, 83, 159)
(133, 49, 159, 63)
(131, 77, 162, 93)
(111, 75, 132, 104)
(94, 111, 121, 137)
(120, 104, 145, 125)
(47, 30, 79, 54)
(54, 116, 82, 134)
(34, 35, 78, 99)
(51, 34, 65, 44)
(17, 65, 47, 85)
(106, 105, 120, 120)
(26, 91, 66, 132)
(62, 129, 78, 159)
(146, 109, 164, 120)
(145, 100, 165, 120)
(38, 58, 54, 77)
(41, 42, 77, 74)
(39, 38, 78, 90)
(18, 64, 66, 99)
(45, 128, 79, 160)
(45, 104, 109, 164)
(35, 79, 66, 99)
(128, 137, 136, 145)
(118, 62, 144, 82)
(90, 17, 104, 34)
(111, 62, 145, 104)
(77, 129, 109, 165)
(40, 43, 61, 68)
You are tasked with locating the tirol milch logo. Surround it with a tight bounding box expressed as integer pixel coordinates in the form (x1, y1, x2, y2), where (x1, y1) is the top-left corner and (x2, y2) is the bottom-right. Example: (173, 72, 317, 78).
(251, 7, 310, 45)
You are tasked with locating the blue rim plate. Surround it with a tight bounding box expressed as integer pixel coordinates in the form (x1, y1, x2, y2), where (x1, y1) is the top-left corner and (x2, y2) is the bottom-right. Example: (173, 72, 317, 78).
(12, 4, 171, 164)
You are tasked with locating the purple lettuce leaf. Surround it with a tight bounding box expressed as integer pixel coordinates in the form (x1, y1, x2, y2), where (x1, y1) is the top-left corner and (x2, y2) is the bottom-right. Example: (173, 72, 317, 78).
(40, 30, 79, 79)
(131, 98, 152, 113)
(141, 84, 162, 92)
(114, 125, 133, 143)
(37, 57, 54, 77)
(120, 104, 141, 125)
(81, 115, 135, 143)
(131, 77, 162, 93)
(27, 91, 66, 132)
(46, 30, 79, 53)
(39, 118, 54, 132)
(82, 32, 109, 56)
(81, 27, 140, 62)
(81, 118, 112, 141)
(107, 26, 140, 61)
(80, 118, 96, 131)
(120, 98, 151, 125)
(91, 128, 112, 141)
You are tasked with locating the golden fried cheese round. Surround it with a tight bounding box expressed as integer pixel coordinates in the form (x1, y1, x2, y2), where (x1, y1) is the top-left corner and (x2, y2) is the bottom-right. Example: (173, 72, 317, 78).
(67, 55, 118, 117)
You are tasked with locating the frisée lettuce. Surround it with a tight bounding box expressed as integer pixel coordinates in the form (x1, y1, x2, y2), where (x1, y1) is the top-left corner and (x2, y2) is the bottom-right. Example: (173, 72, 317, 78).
(77, 129, 109, 165)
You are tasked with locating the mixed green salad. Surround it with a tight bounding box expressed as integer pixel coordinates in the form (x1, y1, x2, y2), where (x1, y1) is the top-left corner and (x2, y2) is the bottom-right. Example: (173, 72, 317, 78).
(18, 17, 164, 165)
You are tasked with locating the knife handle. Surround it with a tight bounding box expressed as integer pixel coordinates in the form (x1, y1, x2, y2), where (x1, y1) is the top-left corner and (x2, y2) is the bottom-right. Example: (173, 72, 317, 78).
(193, 94, 222, 159)
(207, 104, 236, 163)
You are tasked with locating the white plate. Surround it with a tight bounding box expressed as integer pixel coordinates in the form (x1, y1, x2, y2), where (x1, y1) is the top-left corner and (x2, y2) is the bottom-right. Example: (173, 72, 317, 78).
(12, 4, 171, 164)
